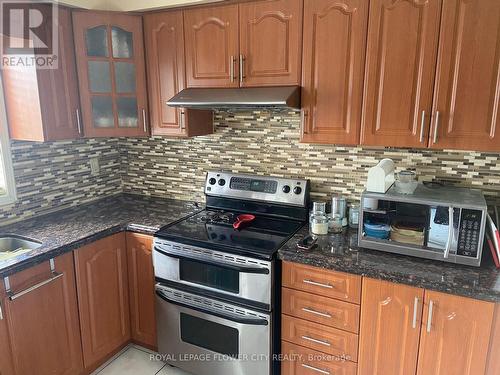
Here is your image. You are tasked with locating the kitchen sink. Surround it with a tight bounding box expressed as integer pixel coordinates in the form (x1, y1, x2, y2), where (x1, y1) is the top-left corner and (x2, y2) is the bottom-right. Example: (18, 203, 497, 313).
(0, 235, 42, 253)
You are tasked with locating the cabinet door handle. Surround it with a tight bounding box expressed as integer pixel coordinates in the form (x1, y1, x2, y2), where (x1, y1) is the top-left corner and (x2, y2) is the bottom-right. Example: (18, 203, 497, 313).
(419, 110, 426, 143)
(426, 300, 434, 333)
(433, 111, 440, 144)
(229, 56, 235, 82)
(180, 110, 185, 130)
(412, 297, 419, 329)
(301, 364, 330, 375)
(8, 272, 64, 301)
(239, 54, 245, 85)
(76, 108, 82, 135)
(301, 335, 331, 347)
(303, 279, 333, 289)
(0, 300, 3, 320)
(142, 109, 147, 133)
(302, 307, 332, 319)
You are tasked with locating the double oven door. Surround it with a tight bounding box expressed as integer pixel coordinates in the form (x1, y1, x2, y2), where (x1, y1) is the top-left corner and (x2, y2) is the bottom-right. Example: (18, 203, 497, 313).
(155, 284, 271, 375)
(153, 237, 275, 375)
(153, 238, 273, 308)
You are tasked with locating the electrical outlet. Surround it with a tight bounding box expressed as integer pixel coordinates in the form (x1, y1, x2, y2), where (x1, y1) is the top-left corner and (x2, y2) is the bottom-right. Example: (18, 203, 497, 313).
(90, 157, 100, 175)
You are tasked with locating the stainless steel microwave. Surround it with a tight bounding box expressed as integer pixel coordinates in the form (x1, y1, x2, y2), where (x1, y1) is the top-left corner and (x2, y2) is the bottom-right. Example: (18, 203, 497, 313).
(358, 184, 488, 267)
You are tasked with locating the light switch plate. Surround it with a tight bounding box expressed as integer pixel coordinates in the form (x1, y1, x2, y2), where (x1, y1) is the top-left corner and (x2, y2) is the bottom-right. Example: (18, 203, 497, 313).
(90, 157, 100, 175)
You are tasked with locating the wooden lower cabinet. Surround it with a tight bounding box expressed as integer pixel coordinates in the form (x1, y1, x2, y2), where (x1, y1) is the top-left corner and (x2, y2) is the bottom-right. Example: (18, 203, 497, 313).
(0, 282, 15, 375)
(2, 253, 83, 375)
(126, 232, 157, 349)
(417, 291, 495, 375)
(486, 304, 500, 375)
(281, 341, 357, 375)
(358, 278, 424, 375)
(74, 233, 131, 371)
(358, 278, 495, 375)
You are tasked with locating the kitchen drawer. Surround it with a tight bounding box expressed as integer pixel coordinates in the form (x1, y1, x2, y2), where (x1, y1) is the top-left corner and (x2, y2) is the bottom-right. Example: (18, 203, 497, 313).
(282, 315, 358, 362)
(281, 341, 357, 375)
(282, 261, 361, 304)
(282, 287, 360, 334)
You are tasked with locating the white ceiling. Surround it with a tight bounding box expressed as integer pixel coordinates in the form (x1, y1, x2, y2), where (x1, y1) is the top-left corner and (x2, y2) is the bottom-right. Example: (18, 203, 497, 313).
(59, 0, 224, 11)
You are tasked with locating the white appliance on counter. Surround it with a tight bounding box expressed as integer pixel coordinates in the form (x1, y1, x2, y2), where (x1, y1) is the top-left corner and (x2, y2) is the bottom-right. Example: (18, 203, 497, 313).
(366, 159, 395, 193)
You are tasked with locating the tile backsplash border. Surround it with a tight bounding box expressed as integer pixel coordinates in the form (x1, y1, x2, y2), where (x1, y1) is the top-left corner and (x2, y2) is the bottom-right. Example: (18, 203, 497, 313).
(1, 109, 499, 226)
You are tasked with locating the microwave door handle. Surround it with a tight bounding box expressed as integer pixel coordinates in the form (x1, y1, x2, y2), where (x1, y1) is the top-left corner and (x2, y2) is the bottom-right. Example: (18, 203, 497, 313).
(444, 207, 454, 259)
(155, 290, 269, 326)
(154, 247, 270, 274)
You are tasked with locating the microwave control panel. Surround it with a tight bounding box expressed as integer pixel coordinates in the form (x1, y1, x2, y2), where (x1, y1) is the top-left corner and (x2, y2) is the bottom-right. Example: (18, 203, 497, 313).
(457, 209, 483, 257)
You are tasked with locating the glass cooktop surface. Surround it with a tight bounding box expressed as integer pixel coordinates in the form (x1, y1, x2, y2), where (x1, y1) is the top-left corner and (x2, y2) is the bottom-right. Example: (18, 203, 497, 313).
(155, 209, 304, 259)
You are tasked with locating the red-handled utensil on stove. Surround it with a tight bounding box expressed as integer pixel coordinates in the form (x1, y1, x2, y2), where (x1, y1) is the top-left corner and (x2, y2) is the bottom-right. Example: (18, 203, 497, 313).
(233, 214, 255, 230)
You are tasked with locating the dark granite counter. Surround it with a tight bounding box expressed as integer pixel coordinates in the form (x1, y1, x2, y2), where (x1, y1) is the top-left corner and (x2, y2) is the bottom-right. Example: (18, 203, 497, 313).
(0, 193, 203, 278)
(279, 225, 500, 303)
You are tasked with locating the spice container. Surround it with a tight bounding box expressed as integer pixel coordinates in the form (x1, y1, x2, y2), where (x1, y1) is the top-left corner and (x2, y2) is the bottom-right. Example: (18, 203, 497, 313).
(329, 215, 343, 234)
(349, 204, 360, 228)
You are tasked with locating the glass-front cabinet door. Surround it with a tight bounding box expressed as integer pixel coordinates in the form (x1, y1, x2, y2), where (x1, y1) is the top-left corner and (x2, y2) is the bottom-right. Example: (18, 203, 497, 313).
(72, 12, 148, 137)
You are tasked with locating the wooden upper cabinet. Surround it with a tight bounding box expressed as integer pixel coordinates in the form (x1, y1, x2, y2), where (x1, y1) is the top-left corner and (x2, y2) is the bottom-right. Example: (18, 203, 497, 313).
(360, 0, 441, 147)
(144, 11, 213, 137)
(301, 0, 369, 144)
(72, 12, 148, 138)
(74, 233, 131, 371)
(3, 6, 82, 141)
(126, 232, 157, 350)
(3, 253, 83, 375)
(429, 0, 500, 152)
(184, 5, 239, 88)
(417, 291, 495, 375)
(358, 278, 424, 375)
(239, 0, 303, 87)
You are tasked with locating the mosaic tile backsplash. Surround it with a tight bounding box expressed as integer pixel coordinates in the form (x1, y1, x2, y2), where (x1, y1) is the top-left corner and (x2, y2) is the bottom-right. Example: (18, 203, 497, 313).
(120, 110, 500, 204)
(0, 138, 122, 224)
(1, 110, 499, 226)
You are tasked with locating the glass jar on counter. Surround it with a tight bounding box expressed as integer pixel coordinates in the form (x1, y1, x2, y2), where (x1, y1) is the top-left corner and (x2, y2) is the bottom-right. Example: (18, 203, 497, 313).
(349, 203, 360, 228)
(328, 214, 343, 234)
(310, 201, 328, 235)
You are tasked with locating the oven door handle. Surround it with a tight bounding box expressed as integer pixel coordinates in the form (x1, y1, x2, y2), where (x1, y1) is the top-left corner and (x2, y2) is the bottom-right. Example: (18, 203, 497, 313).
(155, 290, 269, 326)
(154, 247, 270, 275)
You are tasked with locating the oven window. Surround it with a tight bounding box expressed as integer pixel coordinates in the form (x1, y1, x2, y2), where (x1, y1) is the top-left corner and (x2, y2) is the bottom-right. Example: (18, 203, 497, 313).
(180, 313, 239, 357)
(179, 258, 239, 293)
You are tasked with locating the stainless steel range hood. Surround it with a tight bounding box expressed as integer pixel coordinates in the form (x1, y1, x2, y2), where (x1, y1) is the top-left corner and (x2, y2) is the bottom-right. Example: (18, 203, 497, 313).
(167, 86, 301, 109)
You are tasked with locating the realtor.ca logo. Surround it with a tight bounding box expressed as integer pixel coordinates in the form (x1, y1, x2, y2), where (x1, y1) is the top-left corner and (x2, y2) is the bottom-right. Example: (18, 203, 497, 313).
(1, 0, 58, 69)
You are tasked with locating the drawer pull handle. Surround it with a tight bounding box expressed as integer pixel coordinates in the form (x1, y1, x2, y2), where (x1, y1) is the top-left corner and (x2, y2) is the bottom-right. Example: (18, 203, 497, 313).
(303, 279, 333, 289)
(8, 272, 64, 301)
(301, 335, 331, 347)
(302, 307, 332, 319)
(301, 363, 330, 375)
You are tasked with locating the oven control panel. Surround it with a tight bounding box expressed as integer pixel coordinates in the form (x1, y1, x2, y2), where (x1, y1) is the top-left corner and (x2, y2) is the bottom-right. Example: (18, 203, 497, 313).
(205, 171, 309, 207)
(457, 209, 484, 258)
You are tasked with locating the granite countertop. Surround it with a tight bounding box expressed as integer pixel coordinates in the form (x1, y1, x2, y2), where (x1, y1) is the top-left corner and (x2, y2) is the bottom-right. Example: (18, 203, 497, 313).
(0, 193, 204, 278)
(279, 225, 500, 303)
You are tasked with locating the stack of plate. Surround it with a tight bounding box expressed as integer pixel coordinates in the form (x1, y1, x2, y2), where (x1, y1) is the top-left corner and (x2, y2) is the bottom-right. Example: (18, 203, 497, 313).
(364, 222, 391, 239)
(390, 223, 425, 245)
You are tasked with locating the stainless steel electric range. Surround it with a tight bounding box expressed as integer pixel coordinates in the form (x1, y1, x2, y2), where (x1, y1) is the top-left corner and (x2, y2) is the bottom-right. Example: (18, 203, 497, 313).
(153, 171, 310, 375)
